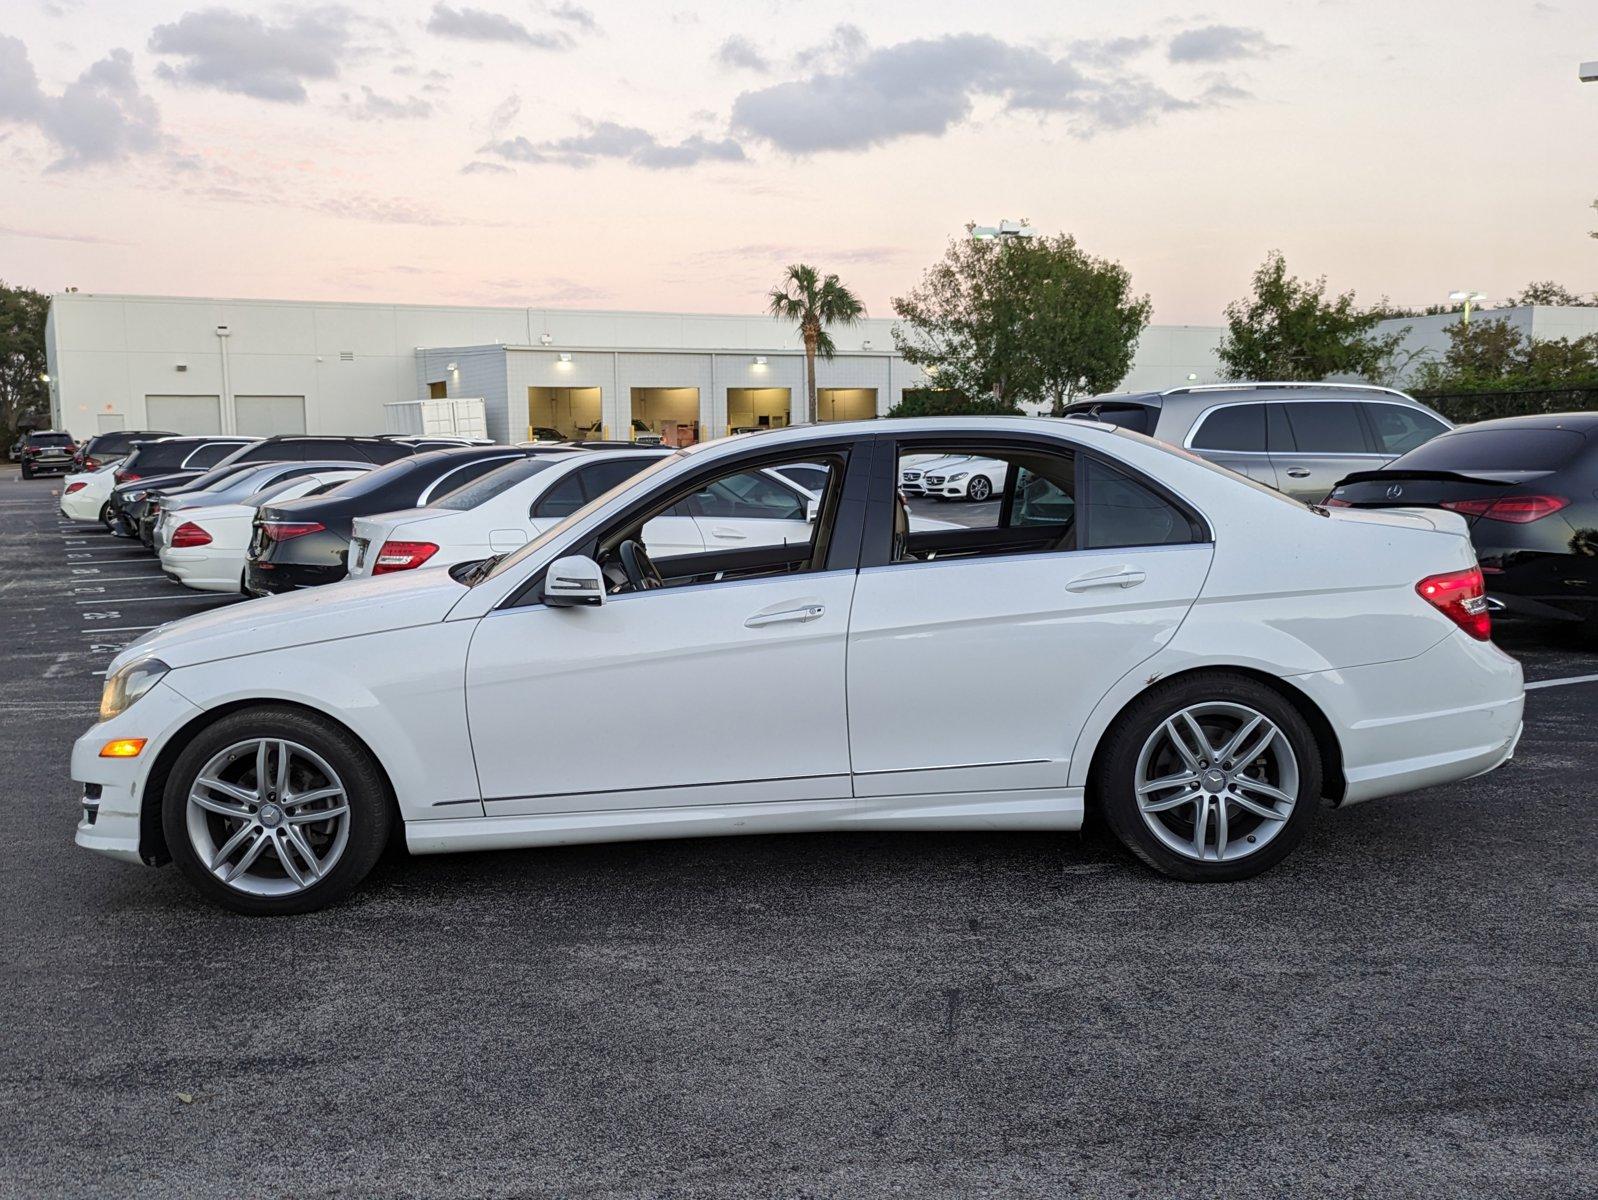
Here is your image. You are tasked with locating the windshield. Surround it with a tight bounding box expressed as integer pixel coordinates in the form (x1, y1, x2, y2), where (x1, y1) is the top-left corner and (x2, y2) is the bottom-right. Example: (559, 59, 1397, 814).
(1390, 427, 1587, 472)
(434, 457, 557, 510)
(479, 451, 686, 584)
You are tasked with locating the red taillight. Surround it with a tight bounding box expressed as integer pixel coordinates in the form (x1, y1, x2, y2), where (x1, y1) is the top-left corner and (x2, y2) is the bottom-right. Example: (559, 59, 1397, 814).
(171, 521, 212, 548)
(1416, 566, 1491, 641)
(1323, 497, 1352, 507)
(372, 540, 439, 574)
(115, 471, 141, 485)
(83, 457, 99, 470)
(261, 521, 325, 542)
(1439, 494, 1570, 524)
(64, 481, 87, 494)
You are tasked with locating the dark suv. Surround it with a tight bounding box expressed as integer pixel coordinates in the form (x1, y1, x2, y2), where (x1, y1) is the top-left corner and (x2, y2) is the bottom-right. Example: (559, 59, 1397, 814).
(74, 429, 177, 472)
(216, 435, 419, 469)
(19, 431, 78, 479)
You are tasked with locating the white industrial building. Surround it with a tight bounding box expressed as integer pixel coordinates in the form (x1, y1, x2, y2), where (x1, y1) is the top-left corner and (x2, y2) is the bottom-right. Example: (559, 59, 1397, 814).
(43, 292, 1227, 443)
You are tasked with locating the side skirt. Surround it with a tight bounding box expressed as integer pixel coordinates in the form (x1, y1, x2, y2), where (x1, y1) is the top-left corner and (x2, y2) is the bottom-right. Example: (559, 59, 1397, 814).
(404, 787, 1085, 856)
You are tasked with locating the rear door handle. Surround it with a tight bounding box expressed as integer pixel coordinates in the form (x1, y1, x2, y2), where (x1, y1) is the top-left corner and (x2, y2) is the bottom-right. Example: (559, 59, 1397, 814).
(1285, 468, 1312, 478)
(1066, 568, 1146, 592)
(745, 604, 825, 628)
(709, 526, 747, 540)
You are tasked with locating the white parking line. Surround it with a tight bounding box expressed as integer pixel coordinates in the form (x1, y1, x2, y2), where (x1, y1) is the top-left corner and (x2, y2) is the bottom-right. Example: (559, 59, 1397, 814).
(75, 594, 232, 605)
(1525, 674, 1598, 691)
(65, 574, 171, 583)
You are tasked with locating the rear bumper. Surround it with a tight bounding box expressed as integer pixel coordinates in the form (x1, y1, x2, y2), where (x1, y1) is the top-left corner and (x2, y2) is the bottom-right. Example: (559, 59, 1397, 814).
(1287, 631, 1524, 807)
(244, 559, 347, 596)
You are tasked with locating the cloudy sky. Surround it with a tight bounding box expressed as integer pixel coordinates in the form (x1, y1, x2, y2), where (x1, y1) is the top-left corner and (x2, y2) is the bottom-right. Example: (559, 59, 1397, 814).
(1, 1, 1593, 323)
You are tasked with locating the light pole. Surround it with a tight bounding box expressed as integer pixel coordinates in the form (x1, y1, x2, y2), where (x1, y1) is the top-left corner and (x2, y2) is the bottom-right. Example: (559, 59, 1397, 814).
(969, 219, 1037, 241)
(1449, 290, 1487, 325)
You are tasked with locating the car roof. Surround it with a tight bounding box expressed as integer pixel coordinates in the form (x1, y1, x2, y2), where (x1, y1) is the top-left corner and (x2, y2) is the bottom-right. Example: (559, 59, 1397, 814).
(1078, 382, 1429, 411)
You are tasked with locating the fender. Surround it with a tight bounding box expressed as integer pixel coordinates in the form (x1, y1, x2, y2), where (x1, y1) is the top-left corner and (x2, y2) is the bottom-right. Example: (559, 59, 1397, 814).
(160, 621, 484, 820)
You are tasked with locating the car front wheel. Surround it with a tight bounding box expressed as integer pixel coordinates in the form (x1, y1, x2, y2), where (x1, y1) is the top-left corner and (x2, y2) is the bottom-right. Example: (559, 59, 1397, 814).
(966, 475, 992, 502)
(1096, 673, 1321, 881)
(162, 706, 392, 914)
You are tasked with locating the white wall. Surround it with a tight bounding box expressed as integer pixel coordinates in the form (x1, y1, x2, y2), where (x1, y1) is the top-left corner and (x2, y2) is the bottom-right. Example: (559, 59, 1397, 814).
(47, 292, 1229, 440)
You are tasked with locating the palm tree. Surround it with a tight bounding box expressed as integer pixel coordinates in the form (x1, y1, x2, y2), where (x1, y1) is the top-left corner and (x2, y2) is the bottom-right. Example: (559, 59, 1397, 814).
(767, 264, 865, 424)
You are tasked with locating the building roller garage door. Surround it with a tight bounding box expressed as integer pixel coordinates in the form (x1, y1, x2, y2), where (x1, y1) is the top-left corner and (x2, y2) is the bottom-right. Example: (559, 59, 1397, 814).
(236, 395, 307, 436)
(144, 394, 221, 434)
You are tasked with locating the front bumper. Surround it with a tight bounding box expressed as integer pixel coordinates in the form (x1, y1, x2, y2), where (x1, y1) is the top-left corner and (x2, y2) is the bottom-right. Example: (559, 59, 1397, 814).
(71, 680, 204, 866)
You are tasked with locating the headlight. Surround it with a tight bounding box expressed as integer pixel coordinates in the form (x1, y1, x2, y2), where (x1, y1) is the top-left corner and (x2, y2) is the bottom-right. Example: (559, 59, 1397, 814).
(947, 472, 968, 482)
(125, 489, 147, 502)
(99, 658, 170, 722)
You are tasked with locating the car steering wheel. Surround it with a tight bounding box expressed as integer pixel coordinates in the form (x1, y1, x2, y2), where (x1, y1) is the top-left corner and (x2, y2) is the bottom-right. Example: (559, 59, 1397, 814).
(618, 538, 665, 592)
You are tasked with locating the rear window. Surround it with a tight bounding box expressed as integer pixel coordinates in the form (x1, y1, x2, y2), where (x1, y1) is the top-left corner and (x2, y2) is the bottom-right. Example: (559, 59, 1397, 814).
(30, 433, 73, 445)
(434, 458, 556, 510)
(184, 442, 242, 469)
(127, 441, 206, 470)
(1064, 404, 1155, 435)
(1391, 427, 1588, 472)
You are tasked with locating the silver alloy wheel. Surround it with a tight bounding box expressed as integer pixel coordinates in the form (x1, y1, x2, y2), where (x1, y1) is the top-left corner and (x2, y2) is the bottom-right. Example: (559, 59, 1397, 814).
(967, 476, 992, 502)
(185, 738, 351, 896)
(1133, 702, 1298, 863)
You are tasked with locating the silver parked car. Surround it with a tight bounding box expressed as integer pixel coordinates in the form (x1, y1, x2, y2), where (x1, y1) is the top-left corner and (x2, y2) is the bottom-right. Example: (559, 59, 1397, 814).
(1063, 383, 1452, 502)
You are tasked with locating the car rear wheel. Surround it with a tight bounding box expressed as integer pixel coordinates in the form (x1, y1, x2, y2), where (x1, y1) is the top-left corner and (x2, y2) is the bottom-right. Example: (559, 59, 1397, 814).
(162, 706, 392, 914)
(1096, 673, 1321, 881)
(20, 463, 33, 480)
(966, 475, 993, 502)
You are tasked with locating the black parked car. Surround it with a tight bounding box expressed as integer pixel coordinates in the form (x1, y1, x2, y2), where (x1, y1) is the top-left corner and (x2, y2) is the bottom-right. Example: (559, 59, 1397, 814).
(105, 436, 259, 533)
(245, 446, 540, 595)
(18, 430, 78, 479)
(74, 429, 177, 472)
(216, 435, 419, 470)
(1327, 413, 1598, 631)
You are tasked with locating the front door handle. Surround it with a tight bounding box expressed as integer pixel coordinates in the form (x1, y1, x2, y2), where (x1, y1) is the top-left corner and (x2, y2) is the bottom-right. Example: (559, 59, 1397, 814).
(745, 604, 825, 628)
(1066, 568, 1146, 592)
(710, 526, 747, 540)
(1285, 468, 1312, 478)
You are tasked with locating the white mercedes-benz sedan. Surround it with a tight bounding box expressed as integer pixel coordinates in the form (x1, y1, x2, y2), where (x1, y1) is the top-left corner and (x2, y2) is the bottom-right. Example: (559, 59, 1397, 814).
(72, 417, 1524, 914)
(58, 459, 124, 522)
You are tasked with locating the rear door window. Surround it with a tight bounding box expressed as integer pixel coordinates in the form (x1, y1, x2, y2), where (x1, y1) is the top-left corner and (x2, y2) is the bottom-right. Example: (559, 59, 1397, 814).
(183, 441, 243, 469)
(1083, 458, 1200, 548)
(1281, 403, 1370, 453)
(1391, 428, 1588, 472)
(1190, 404, 1265, 451)
(1361, 404, 1449, 454)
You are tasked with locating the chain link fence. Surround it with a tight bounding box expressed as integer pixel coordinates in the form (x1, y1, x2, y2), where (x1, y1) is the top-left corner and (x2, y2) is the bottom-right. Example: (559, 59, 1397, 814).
(1415, 385, 1598, 424)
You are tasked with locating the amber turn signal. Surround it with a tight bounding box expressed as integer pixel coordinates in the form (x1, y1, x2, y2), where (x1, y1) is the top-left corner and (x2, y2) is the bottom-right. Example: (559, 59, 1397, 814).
(99, 738, 148, 758)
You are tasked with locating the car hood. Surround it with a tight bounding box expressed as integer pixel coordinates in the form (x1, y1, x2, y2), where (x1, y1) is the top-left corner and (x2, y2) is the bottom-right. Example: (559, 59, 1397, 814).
(113, 570, 466, 672)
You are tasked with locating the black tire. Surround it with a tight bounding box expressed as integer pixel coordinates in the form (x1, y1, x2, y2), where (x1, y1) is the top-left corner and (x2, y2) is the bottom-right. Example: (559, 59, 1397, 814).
(162, 705, 393, 914)
(20, 463, 33, 480)
(966, 474, 993, 503)
(1095, 672, 1322, 882)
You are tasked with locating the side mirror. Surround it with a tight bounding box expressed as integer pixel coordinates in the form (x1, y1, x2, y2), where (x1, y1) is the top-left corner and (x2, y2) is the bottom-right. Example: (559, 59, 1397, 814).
(543, 554, 606, 607)
(805, 499, 820, 524)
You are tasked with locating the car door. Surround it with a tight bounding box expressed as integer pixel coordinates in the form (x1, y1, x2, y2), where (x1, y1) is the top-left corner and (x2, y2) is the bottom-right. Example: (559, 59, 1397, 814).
(462, 444, 863, 815)
(1269, 401, 1374, 501)
(847, 437, 1213, 798)
(1184, 402, 1279, 488)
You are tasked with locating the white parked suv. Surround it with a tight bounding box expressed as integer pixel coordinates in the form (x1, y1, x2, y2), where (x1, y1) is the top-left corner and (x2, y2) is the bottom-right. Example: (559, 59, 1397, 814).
(73, 417, 1522, 914)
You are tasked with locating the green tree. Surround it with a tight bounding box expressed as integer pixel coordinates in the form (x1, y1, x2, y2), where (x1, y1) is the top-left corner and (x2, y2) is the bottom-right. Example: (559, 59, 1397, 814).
(1510, 280, 1592, 306)
(885, 387, 1022, 418)
(1218, 251, 1407, 382)
(0, 282, 51, 445)
(766, 264, 864, 425)
(1411, 317, 1598, 393)
(892, 230, 1151, 415)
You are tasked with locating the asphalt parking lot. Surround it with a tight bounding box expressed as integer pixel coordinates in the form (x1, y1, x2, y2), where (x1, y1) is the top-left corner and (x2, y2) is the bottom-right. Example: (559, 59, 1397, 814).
(2, 468, 1595, 1199)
